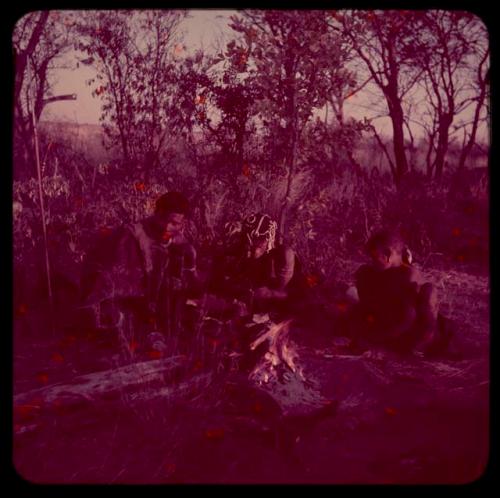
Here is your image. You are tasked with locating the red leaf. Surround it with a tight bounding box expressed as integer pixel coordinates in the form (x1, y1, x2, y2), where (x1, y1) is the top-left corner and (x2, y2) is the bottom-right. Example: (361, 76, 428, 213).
(58, 335, 77, 349)
(208, 338, 221, 352)
(148, 350, 163, 359)
(85, 329, 99, 341)
(464, 204, 477, 215)
(164, 462, 177, 474)
(50, 352, 64, 364)
(15, 303, 28, 317)
(73, 197, 83, 208)
(242, 164, 251, 177)
(162, 230, 172, 241)
(305, 274, 319, 287)
(204, 428, 225, 440)
(36, 372, 49, 385)
(51, 399, 67, 415)
(336, 302, 348, 313)
(14, 404, 41, 422)
(135, 182, 146, 192)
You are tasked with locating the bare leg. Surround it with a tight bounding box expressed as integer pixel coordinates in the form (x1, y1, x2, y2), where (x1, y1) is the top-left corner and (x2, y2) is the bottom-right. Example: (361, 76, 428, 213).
(414, 283, 439, 352)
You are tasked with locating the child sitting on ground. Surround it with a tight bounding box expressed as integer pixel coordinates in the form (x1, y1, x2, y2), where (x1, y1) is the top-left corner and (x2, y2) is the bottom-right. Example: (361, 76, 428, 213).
(346, 229, 452, 356)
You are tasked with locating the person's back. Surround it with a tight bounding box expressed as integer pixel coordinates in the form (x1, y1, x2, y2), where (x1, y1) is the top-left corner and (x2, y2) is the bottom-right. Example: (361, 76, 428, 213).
(348, 229, 450, 355)
(355, 263, 419, 335)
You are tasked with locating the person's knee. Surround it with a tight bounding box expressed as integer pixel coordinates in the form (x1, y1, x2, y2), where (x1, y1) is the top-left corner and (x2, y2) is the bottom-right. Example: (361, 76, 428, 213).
(400, 304, 418, 327)
(419, 282, 433, 299)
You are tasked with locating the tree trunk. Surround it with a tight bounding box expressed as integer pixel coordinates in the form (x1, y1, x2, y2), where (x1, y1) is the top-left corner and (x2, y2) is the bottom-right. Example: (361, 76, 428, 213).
(458, 88, 487, 171)
(388, 98, 409, 185)
(425, 128, 437, 180)
(13, 12, 49, 103)
(385, 38, 408, 186)
(278, 55, 298, 240)
(279, 123, 298, 241)
(13, 12, 49, 180)
(434, 114, 453, 181)
(13, 118, 35, 180)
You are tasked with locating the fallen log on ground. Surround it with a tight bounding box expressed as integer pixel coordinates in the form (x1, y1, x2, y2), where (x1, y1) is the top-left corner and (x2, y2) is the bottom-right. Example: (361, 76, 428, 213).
(13, 356, 213, 431)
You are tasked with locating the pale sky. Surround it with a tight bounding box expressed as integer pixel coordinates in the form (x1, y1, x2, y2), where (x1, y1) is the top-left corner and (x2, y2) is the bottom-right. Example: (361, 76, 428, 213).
(41, 9, 489, 144)
(43, 10, 234, 125)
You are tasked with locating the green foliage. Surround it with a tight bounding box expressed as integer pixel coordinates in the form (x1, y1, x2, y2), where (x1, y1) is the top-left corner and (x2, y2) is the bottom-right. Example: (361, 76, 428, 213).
(74, 10, 187, 167)
(12, 9, 489, 308)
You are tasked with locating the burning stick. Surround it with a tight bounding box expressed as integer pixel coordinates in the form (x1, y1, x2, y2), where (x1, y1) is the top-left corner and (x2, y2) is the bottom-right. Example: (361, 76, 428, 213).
(249, 319, 304, 381)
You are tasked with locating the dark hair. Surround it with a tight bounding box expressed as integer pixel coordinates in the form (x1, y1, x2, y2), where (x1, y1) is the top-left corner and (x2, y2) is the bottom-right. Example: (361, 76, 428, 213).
(154, 192, 189, 217)
(365, 229, 405, 255)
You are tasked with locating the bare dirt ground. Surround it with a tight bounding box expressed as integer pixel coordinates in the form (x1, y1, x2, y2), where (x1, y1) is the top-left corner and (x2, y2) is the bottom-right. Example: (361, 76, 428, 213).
(12, 262, 489, 484)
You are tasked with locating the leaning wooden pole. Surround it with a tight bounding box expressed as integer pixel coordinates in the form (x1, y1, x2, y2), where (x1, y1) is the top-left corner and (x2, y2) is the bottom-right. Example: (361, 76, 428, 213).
(31, 103, 55, 336)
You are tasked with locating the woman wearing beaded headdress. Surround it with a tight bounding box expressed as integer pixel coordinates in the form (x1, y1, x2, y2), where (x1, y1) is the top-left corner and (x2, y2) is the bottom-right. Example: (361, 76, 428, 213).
(209, 212, 307, 319)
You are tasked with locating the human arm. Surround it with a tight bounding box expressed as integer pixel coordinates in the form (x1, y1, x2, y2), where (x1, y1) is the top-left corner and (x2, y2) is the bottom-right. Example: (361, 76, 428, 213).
(180, 243, 202, 296)
(254, 246, 296, 300)
(385, 266, 423, 339)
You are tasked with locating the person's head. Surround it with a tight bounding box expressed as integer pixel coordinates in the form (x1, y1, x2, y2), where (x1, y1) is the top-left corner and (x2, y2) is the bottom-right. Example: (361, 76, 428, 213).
(242, 213, 277, 258)
(153, 192, 189, 239)
(365, 229, 412, 270)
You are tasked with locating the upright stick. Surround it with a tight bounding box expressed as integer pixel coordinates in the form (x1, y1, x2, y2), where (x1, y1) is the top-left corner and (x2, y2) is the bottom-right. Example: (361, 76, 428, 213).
(31, 103, 55, 336)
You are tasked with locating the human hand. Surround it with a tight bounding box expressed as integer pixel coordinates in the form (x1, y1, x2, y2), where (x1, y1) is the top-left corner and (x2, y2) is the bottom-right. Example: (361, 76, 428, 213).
(413, 328, 436, 355)
(232, 299, 249, 317)
(412, 349, 425, 359)
(254, 287, 272, 299)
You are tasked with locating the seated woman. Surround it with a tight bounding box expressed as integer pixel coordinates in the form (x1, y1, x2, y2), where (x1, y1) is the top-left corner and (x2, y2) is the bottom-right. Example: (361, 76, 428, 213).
(208, 213, 308, 321)
(346, 229, 451, 356)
